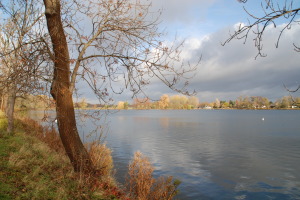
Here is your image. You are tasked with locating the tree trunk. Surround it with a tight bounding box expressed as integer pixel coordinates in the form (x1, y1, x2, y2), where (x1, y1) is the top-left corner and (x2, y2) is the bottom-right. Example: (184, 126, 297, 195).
(43, 0, 94, 173)
(5, 85, 17, 134)
(1, 94, 7, 111)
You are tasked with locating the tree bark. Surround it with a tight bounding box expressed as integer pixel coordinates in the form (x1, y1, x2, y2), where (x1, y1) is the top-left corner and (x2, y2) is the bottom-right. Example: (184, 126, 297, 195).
(1, 94, 7, 111)
(43, 0, 94, 173)
(5, 85, 17, 134)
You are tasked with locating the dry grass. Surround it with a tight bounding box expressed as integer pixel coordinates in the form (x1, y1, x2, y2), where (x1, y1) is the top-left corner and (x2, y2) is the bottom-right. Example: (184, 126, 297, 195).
(127, 151, 181, 200)
(8, 134, 76, 200)
(128, 151, 155, 200)
(2, 115, 125, 199)
(16, 117, 64, 153)
(87, 142, 114, 176)
(1, 112, 180, 199)
(0, 111, 8, 135)
(85, 142, 131, 199)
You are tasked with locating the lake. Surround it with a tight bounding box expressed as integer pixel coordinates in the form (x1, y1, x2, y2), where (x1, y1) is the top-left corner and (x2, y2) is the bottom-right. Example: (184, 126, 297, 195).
(31, 109, 300, 199)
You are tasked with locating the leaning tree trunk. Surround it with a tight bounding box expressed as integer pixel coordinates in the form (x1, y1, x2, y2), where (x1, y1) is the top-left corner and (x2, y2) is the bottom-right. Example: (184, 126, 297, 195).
(43, 0, 94, 173)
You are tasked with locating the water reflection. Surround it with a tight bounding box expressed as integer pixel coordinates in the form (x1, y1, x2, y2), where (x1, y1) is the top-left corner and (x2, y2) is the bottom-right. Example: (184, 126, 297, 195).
(159, 117, 170, 129)
(104, 110, 300, 200)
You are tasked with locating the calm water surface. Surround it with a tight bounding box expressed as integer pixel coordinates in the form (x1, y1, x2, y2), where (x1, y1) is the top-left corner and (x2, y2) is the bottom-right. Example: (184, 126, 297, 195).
(32, 109, 300, 199)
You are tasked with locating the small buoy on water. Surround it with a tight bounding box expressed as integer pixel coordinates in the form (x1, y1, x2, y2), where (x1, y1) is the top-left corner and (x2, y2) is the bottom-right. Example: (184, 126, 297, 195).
(262, 117, 264, 121)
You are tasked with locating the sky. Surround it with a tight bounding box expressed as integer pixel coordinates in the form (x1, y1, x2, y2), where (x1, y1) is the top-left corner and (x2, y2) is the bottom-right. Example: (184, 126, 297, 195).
(82, 0, 300, 104)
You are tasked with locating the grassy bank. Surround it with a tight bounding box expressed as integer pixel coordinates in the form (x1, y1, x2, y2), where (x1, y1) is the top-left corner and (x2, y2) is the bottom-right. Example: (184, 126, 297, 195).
(0, 112, 180, 200)
(0, 112, 123, 200)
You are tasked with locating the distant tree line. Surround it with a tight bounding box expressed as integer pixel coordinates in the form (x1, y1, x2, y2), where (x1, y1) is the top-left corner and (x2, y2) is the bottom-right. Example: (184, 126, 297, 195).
(115, 95, 300, 110)
(3, 93, 299, 111)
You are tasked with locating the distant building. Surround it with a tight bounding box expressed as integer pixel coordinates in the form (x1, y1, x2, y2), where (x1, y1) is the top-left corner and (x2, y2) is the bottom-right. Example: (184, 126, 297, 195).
(204, 106, 213, 109)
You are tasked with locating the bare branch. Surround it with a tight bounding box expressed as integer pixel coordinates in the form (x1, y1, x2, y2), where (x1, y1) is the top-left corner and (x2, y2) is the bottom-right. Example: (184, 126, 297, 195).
(284, 84, 300, 93)
(62, 0, 199, 103)
(224, 0, 300, 58)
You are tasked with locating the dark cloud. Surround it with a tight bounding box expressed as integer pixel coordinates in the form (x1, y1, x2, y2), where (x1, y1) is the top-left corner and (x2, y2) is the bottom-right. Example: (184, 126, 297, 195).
(117, 23, 300, 103)
(186, 23, 300, 102)
(82, 23, 300, 103)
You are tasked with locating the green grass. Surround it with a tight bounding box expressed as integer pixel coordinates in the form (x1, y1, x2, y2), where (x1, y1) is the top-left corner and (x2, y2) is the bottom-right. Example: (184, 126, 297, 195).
(0, 113, 71, 200)
(0, 135, 26, 199)
(0, 112, 123, 200)
(0, 113, 22, 199)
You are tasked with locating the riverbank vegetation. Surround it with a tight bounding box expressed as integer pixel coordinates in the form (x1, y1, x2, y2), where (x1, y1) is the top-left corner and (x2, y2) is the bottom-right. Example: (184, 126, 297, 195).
(0, 112, 180, 199)
(0, 112, 122, 199)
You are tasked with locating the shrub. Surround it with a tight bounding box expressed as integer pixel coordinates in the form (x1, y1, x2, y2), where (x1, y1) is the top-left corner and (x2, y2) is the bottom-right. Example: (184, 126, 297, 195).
(128, 151, 154, 199)
(1, 113, 127, 199)
(150, 176, 181, 200)
(127, 151, 180, 200)
(87, 142, 114, 177)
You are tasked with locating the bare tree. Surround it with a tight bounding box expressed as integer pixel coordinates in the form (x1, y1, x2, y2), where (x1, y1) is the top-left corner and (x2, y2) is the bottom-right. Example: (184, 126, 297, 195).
(0, 0, 46, 133)
(224, 0, 300, 58)
(64, 0, 197, 101)
(42, 0, 198, 173)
